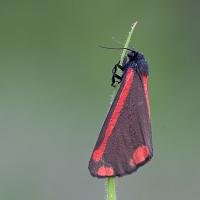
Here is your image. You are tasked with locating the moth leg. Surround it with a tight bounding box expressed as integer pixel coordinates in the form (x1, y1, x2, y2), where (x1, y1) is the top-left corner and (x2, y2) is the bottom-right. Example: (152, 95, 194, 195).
(117, 64, 124, 71)
(111, 62, 118, 86)
(112, 62, 118, 74)
(111, 74, 122, 87)
(116, 56, 127, 71)
(111, 58, 127, 87)
(114, 74, 122, 80)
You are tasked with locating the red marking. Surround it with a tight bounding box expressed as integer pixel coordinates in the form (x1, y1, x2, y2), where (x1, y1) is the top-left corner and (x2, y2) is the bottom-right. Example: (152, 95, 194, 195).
(143, 75, 150, 117)
(132, 145, 149, 165)
(97, 166, 114, 176)
(93, 68, 134, 161)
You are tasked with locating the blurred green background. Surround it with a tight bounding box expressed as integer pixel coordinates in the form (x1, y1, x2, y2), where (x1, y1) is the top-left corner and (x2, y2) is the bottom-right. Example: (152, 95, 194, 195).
(0, 0, 200, 199)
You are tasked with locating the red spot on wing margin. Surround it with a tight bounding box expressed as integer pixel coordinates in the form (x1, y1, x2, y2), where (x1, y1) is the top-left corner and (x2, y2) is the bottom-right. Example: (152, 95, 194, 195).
(97, 166, 114, 176)
(132, 145, 149, 165)
(92, 68, 134, 162)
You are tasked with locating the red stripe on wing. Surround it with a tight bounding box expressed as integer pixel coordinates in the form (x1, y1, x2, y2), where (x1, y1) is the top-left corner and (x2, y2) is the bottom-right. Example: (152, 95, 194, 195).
(92, 68, 134, 162)
(143, 75, 150, 117)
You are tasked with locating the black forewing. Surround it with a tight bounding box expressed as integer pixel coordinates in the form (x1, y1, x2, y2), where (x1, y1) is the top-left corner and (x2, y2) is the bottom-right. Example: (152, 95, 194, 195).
(88, 69, 153, 178)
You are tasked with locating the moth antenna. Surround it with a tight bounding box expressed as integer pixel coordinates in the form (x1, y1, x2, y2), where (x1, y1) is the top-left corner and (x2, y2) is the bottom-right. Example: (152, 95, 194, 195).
(98, 45, 134, 52)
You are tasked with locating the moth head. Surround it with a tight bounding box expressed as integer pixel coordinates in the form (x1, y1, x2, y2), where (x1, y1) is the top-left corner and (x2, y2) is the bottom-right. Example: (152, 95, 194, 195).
(128, 51, 144, 62)
(127, 51, 137, 61)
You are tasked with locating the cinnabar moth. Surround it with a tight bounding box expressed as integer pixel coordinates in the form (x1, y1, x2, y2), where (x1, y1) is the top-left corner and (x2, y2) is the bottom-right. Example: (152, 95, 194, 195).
(88, 49, 153, 178)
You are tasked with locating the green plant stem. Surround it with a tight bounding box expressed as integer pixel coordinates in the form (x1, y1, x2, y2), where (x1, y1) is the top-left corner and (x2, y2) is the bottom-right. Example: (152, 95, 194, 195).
(119, 21, 138, 66)
(107, 177, 116, 200)
(107, 21, 138, 200)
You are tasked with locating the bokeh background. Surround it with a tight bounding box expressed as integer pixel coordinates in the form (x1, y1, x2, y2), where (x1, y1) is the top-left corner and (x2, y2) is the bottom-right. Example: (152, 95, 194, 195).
(0, 0, 200, 199)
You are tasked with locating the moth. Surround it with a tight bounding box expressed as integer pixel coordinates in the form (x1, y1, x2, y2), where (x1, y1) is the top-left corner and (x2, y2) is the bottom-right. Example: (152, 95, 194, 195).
(88, 49, 153, 177)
